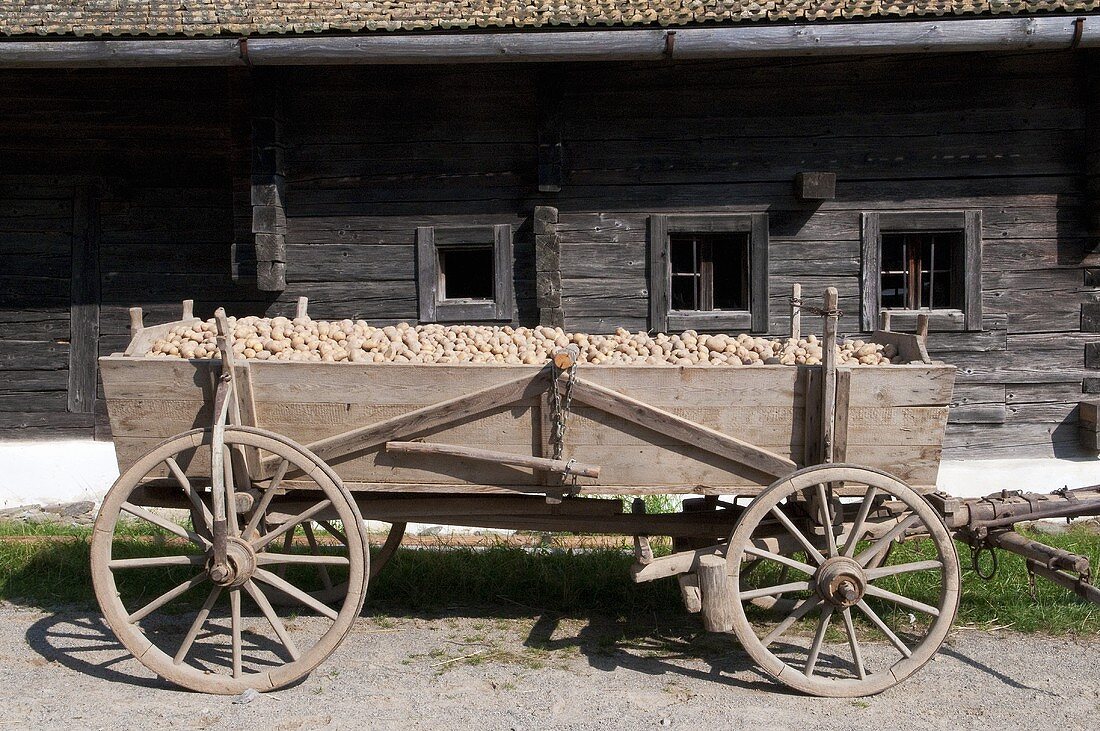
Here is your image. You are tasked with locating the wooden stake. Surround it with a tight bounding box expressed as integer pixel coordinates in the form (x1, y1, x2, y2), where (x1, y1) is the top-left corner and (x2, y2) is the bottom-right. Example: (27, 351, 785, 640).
(698, 554, 734, 632)
(790, 283, 801, 340)
(128, 307, 144, 337)
(296, 296, 309, 319)
(916, 312, 930, 343)
(182, 299, 194, 320)
(879, 309, 891, 332)
(678, 573, 702, 614)
(820, 287, 839, 464)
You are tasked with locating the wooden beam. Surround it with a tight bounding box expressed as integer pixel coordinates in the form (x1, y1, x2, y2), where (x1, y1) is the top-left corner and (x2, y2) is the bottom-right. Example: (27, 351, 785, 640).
(567, 377, 797, 479)
(68, 185, 99, 415)
(385, 440, 601, 479)
(263, 370, 549, 473)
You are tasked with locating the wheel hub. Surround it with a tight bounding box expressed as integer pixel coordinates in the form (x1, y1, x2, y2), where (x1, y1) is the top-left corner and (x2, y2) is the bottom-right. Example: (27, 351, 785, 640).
(814, 556, 866, 607)
(206, 537, 257, 587)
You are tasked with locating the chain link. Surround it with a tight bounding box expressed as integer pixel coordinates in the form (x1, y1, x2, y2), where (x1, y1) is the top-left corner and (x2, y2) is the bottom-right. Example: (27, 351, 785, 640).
(788, 296, 842, 319)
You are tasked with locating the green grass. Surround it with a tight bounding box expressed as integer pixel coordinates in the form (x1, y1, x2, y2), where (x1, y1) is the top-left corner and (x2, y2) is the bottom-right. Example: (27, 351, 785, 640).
(1, 520, 1098, 634)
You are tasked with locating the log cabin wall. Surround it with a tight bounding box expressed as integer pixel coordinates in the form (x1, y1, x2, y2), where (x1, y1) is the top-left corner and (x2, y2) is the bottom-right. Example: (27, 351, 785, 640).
(0, 51, 1094, 465)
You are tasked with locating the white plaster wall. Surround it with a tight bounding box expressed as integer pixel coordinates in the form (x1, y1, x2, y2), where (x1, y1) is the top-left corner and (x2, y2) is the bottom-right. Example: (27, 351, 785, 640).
(0, 440, 119, 509)
(0, 439, 1097, 510)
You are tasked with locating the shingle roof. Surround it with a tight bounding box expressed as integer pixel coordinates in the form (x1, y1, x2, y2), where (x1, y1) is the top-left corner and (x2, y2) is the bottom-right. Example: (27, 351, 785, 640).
(2, 0, 1098, 37)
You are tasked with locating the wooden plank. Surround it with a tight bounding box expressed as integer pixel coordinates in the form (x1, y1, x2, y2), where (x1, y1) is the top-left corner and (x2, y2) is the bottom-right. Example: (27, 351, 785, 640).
(751, 212, 770, 333)
(964, 209, 984, 332)
(288, 369, 550, 468)
(833, 368, 851, 462)
(801, 367, 821, 466)
(567, 376, 796, 480)
(415, 226, 437, 323)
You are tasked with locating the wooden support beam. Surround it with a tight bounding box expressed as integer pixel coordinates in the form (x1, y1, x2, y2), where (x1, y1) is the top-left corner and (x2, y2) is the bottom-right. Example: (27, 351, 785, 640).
(534, 205, 564, 327)
(386, 440, 601, 479)
(264, 370, 550, 473)
(820, 287, 839, 463)
(698, 554, 734, 632)
(568, 377, 797, 479)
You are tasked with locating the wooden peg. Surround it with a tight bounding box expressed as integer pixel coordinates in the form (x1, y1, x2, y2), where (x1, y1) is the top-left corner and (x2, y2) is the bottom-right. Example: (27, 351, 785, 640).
(790, 283, 801, 340)
(296, 296, 309, 319)
(128, 307, 144, 336)
(214, 307, 237, 368)
(916, 312, 929, 342)
(181, 299, 194, 320)
(879, 309, 891, 332)
(552, 344, 580, 370)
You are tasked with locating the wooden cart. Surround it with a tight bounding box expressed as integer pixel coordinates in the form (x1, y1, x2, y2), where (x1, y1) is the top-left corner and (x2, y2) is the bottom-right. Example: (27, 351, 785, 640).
(90, 287, 1100, 698)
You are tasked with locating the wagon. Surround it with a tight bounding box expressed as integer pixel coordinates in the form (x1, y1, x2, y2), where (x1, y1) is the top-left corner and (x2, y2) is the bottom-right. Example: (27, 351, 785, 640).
(90, 286, 1100, 698)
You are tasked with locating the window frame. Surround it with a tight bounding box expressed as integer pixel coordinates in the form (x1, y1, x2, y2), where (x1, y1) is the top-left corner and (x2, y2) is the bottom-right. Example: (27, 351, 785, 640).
(416, 224, 514, 323)
(860, 210, 982, 333)
(648, 213, 769, 333)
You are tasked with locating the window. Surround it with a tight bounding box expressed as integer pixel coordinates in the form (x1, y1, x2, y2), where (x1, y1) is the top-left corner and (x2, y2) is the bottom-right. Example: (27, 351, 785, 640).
(649, 214, 768, 332)
(861, 211, 982, 332)
(417, 224, 514, 322)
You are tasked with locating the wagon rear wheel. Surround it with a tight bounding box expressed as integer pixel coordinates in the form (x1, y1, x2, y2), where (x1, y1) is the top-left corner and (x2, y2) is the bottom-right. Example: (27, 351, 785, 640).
(727, 464, 959, 697)
(90, 426, 367, 694)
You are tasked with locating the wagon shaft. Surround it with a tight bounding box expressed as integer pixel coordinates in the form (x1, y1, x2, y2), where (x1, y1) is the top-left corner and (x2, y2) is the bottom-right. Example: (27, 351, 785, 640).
(932, 486, 1100, 606)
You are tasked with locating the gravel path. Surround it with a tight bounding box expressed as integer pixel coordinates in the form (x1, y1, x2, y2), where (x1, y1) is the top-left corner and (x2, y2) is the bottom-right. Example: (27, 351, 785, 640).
(0, 602, 1096, 731)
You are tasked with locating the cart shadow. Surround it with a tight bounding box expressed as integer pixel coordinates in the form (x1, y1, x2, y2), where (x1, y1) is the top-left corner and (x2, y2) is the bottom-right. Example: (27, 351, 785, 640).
(521, 611, 783, 693)
(24, 611, 176, 691)
(23, 610, 310, 694)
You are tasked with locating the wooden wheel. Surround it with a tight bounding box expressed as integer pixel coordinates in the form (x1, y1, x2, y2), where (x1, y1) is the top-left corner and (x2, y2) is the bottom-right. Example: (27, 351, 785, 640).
(727, 464, 960, 697)
(91, 426, 368, 694)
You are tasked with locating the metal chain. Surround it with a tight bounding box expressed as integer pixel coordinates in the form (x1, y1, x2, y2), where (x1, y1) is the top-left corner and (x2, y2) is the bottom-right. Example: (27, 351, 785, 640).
(787, 296, 842, 319)
(549, 358, 579, 488)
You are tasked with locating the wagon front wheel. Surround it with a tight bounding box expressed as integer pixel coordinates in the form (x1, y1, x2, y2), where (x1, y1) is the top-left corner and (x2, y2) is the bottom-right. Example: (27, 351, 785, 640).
(727, 464, 960, 697)
(90, 426, 367, 694)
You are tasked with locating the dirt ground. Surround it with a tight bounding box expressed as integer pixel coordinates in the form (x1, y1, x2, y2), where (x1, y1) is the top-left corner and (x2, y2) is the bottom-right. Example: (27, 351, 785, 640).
(0, 602, 1096, 731)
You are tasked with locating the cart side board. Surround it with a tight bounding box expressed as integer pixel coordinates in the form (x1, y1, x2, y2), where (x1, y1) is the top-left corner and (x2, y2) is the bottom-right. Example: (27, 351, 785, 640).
(100, 356, 955, 495)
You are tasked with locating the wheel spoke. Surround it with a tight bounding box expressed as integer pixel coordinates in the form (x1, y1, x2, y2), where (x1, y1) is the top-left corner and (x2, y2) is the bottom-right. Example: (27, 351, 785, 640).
(127, 571, 208, 623)
(804, 605, 834, 677)
(761, 595, 822, 647)
(256, 553, 350, 566)
(109, 555, 205, 570)
(303, 523, 333, 590)
(768, 506, 826, 565)
(816, 483, 838, 558)
(253, 568, 339, 620)
(230, 588, 243, 678)
(865, 559, 943, 581)
(166, 457, 212, 532)
(242, 458, 289, 541)
(855, 514, 920, 568)
(744, 545, 816, 576)
(863, 584, 940, 617)
(275, 528, 295, 580)
(841, 485, 878, 557)
(855, 599, 912, 659)
(174, 586, 223, 665)
(317, 520, 348, 545)
(121, 502, 211, 549)
(739, 581, 812, 603)
(840, 607, 867, 680)
(252, 500, 334, 552)
(243, 580, 302, 661)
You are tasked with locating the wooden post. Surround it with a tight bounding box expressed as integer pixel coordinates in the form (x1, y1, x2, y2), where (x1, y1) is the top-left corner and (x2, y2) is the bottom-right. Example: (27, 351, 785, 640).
(879, 309, 891, 332)
(790, 283, 801, 340)
(128, 307, 144, 337)
(296, 296, 309, 320)
(820, 287, 839, 464)
(182, 299, 194, 320)
(916, 312, 929, 343)
(698, 554, 733, 632)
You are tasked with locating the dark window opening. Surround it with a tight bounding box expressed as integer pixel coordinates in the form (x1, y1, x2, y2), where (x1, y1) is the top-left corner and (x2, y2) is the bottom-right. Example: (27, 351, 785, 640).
(669, 232, 750, 311)
(880, 231, 962, 311)
(440, 246, 494, 300)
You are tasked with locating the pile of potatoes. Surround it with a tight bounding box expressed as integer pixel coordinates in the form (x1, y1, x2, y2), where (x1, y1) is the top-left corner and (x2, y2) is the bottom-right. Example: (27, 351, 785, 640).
(145, 317, 901, 366)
